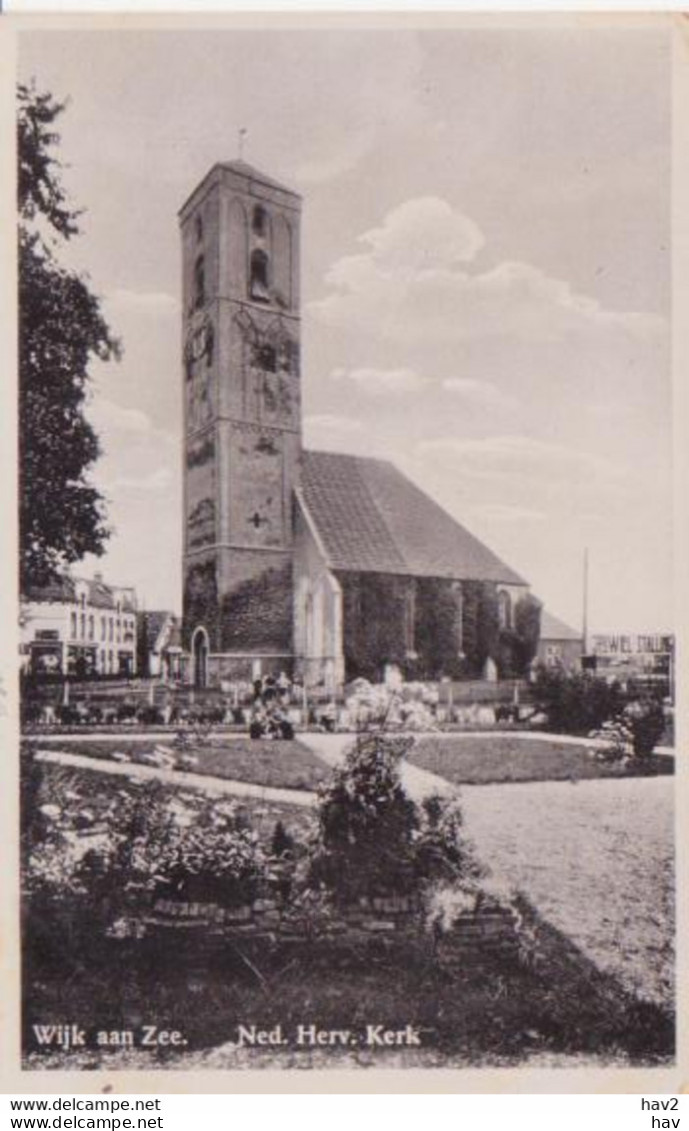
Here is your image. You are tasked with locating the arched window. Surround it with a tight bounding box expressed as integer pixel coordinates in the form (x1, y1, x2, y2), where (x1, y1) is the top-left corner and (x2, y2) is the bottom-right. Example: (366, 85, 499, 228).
(497, 589, 512, 631)
(250, 249, 270, 302)
(252, 205, 268, 236)
(193, 254, 205, 310)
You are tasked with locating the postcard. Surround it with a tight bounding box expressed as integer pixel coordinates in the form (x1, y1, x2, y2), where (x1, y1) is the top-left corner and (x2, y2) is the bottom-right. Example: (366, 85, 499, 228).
(0, 10, 685, 1094)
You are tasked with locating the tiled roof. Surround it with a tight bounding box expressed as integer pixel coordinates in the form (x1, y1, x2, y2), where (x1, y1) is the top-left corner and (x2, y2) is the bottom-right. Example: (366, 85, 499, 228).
(300, 450, 526, 585)
(86, 579, 116, 610)
(24, 576, 76, 603)
(539, 610, 583, 642)
(219, 160, 299, 195)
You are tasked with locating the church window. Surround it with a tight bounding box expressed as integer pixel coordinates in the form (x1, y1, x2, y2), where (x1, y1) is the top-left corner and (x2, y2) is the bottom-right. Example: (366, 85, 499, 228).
(250, 249, 270, 302)
(498, 589, 512, 631)
(252, 205, 268, 236)
(404, 582, 417, 658)
(193, 255, 206, 310)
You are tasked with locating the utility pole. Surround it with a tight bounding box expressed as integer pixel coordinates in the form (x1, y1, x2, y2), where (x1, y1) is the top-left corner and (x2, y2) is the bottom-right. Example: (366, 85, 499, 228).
(582, 547, 589, 655)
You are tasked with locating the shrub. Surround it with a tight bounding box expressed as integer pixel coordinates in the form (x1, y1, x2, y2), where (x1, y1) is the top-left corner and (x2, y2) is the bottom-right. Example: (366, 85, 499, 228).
(531, 667, 624, 735)
(308, 733, 479, 904)
(625, 698, 666, 758)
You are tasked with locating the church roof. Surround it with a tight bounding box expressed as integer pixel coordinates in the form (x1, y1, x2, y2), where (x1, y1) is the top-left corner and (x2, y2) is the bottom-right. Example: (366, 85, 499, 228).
(300, 450, 526, 585)
(539, 610, 582, 642)
(217, 160, 300, 196)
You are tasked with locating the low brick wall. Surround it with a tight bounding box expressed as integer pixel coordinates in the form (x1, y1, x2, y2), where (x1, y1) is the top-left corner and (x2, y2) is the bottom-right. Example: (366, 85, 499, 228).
(136, 891, 520, 963)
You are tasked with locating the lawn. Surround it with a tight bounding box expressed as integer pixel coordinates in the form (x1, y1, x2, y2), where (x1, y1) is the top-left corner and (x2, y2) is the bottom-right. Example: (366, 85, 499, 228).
(460, 776, 675, 1008)
(407, 733, 673, 785)
(30, 737, 330, 792)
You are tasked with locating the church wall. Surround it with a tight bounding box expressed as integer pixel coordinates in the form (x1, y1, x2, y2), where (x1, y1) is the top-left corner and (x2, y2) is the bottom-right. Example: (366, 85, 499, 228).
(293, 500, 344, 689)
(337, 572, 413, 683)
(337, 573, 528, 683)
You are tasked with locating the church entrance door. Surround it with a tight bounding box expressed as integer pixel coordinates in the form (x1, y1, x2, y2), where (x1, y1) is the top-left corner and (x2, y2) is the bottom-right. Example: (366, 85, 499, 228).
(192, 627, 209, 689)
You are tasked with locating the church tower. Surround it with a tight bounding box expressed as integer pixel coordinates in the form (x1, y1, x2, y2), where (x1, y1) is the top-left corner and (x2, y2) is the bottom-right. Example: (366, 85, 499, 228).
(179, 162, 302, 686)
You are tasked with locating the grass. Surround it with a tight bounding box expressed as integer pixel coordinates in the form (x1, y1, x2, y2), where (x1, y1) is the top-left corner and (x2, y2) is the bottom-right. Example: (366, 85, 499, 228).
(31, 737, 330, 792)
(407, 733, 674, 785)
(22, 894, 674, 1070)
(459, 775, 675, 1009)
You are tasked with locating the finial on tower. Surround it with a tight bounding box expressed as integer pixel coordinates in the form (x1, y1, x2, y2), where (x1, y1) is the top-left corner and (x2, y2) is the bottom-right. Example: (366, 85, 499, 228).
(238, 127, 248, 160)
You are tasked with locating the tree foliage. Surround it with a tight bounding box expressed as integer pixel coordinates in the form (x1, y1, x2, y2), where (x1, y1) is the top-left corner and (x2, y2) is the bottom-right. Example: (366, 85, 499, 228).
(18, 81, 120, 590)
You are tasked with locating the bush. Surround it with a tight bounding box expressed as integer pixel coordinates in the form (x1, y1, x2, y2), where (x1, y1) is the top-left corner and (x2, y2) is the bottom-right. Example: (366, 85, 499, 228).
(625, 698, 666, 758)
(308, 733, 479, 904)
(531, 667, 624, 735)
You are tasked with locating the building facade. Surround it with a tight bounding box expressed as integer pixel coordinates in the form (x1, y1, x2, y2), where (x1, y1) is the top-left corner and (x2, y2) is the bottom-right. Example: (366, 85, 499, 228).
(21, 574, 138, 677)
(180, 162, 537, 689)
(536, 610, 584, 671)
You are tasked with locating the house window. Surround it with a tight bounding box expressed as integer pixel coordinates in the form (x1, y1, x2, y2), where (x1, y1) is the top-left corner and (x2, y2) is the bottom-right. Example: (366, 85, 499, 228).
(109, 618, 114, 642)
(88, 615, 94, 641)
(101, 617, 106, 641)
(497, 589, 512, 631)
(80, 613, 86, 639)
(249, 249, 270, 302)
(70, 612, 77, 638)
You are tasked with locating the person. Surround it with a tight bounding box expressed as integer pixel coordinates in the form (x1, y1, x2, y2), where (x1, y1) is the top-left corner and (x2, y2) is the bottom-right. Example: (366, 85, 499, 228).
(249, 704, 266, 740)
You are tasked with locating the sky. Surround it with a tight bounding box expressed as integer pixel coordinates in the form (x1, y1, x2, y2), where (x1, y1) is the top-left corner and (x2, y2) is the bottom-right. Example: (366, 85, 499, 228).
(18, 22, 673, 633)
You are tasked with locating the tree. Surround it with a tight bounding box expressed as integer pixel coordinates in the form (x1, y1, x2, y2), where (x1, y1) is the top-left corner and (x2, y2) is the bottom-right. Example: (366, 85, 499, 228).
(18, 81, 120, 591)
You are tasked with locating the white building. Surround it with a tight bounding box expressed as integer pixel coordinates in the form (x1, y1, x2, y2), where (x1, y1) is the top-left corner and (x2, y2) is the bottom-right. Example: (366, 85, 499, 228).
(21, 573, 138, 677)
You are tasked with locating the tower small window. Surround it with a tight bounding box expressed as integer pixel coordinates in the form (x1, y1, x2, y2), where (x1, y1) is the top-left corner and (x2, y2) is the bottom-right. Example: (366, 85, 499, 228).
(193, 254, 206, 310)
(255, 342, 277, 372)
(252, 205, 267, 236)
(195, 214, 203, 243)
(250, 249, 270, 302)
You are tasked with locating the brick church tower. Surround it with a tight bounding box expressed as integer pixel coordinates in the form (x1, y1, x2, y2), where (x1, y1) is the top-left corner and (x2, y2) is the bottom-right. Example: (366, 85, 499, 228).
(179, 162, 302, 686)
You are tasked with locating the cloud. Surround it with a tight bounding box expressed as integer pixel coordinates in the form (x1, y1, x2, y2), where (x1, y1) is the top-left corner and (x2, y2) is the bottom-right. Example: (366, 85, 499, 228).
(106, 466, 174, 493)
(330, 366, 429, 395)
(442, 377, 516, 412)
(303, 413, 364, 433)
(310, 198, 666, 348)
(107, 288, 179, 314)
(356, 197, 485, 270)
(417, 434, 630, 491)
(87, 397, 154, 436)
(468, 502, 547, 523)
(303, 412, 373, 456)
(296, 126, 377, 185)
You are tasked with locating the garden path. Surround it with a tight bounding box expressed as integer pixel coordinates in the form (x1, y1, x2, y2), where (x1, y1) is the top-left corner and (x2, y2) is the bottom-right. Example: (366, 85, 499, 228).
(35, 748, 317, 808)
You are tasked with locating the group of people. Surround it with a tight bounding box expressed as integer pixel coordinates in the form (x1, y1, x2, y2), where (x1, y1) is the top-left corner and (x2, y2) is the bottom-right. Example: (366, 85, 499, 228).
(248, 671, 296, 740)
